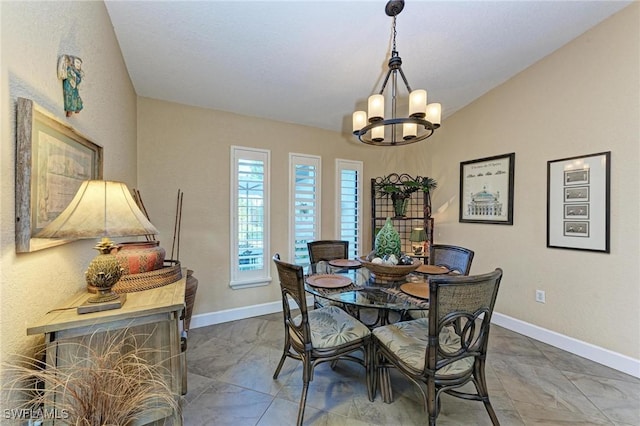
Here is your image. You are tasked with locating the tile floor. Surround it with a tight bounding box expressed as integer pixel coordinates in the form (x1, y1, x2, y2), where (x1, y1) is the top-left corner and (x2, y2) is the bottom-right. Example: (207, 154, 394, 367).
(183, 312, 640, 425)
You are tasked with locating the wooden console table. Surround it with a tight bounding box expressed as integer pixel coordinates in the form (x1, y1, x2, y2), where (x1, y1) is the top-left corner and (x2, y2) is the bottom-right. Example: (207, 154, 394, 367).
(27, 271, 186, 425)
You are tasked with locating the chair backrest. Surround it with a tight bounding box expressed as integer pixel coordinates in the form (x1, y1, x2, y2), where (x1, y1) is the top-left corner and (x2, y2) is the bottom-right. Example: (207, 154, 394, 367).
(426, 268, 503, 373)
(272, 254, 311, 347)
(429, 244, 474, 275)
(307, 240, 349, 264)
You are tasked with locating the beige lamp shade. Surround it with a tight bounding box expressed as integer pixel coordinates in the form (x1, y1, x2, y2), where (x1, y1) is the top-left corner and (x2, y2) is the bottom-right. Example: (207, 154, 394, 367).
(352, 110, 367, 132)
(425, 103, 442, 126)
(36, 180, 158, 239)
(409, 228, 427, 242)
(371, 124, 385, 142)
(403, 122, 417, 140)
(368, 94, 384, 121)
(409, 89, 427, 118)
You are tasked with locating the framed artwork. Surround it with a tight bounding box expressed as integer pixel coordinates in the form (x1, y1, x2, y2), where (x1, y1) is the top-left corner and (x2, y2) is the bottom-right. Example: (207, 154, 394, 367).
(459, 153, 515, 225)
(547, 151, 610, 253)
(15, 97, 103, 253)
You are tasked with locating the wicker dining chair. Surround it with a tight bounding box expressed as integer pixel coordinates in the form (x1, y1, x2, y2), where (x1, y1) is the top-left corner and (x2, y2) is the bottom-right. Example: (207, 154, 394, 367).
(429, 244, 475, 275)
(307, 240, 351, 309)
(272, 254, 374, 426)
(410, 244, 476, 321)
(307, 240, 349, 271)
(373, 268, 503, 425)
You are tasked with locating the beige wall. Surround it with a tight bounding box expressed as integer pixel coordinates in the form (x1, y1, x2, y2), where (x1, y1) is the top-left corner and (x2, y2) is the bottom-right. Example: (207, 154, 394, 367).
(136, 97, 425, 315)
(0, 1, 137, 370)
(428, 3, 639, 358)
(137, 5, 639, 361)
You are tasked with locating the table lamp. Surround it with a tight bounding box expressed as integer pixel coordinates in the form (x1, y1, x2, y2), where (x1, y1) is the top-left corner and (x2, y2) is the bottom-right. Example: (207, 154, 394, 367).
(409, 228, 427, 255)
(36, 180, 159, 308)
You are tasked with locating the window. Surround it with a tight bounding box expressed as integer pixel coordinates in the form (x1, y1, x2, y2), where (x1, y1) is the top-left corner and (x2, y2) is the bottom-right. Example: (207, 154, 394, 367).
(336, 159, 363, 260)
(230, 146, 271, 289)
(289, 154, 321, 266)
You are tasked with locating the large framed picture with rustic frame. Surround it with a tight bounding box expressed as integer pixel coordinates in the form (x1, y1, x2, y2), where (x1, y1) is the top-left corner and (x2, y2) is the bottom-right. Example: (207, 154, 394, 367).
(459, 152, 515, 225)
(547, 151, 610, 253)
(15, 97, 103, 253)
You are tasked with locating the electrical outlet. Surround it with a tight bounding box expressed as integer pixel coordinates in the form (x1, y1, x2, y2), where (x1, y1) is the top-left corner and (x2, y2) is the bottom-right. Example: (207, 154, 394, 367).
(535, 290, 546, 303)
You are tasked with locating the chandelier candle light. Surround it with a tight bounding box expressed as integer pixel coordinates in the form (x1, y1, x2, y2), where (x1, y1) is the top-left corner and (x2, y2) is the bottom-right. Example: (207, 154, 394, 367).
(353, 0, 441, 146)
(36, 180, 159, 313)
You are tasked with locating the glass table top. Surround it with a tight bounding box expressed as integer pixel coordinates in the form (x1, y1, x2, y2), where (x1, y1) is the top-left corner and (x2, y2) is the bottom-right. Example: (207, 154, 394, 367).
(304, 261, 430, 312)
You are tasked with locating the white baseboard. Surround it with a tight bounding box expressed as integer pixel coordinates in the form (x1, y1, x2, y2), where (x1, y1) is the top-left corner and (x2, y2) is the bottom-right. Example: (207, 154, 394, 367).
(189, 301, 282, 329)
(190, 303, 640, 379)
(492, 312, 640, 378)
(189, 296, 315, 330)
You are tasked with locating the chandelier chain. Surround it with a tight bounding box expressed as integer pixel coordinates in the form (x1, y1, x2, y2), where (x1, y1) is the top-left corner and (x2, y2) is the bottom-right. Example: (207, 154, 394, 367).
(392, 16, 397, 52)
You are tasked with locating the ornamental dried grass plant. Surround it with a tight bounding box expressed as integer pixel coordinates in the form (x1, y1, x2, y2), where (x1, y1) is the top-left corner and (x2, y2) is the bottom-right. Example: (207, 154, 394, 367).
(4, 329, 181, 425)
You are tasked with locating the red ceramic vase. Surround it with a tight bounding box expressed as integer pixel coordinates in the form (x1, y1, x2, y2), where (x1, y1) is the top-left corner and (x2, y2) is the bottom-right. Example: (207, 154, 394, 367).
(114, 241, 166, 275)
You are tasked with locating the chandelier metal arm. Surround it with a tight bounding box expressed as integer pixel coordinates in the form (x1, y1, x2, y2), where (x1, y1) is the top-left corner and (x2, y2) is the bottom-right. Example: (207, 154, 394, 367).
(397, 67, 412, 93)
(378, 68, 394, 95)
(377, 63, 412, 96)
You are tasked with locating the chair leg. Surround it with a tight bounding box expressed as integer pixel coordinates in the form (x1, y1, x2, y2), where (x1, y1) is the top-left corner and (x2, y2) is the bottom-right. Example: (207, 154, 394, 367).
(482, 399, 500, 426)
(475, 360, 500, 425)
(296, 355, 313, 426)
(273, 352, 287, 379)
(274, 331, 292, 379)
(296, 381, 309, 426)
(426, 378, 438, 425)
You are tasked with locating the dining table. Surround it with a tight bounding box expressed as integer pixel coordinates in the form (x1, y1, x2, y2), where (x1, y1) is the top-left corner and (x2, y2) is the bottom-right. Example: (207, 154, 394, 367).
(304, 258, 452, 403)
(304, 259, 450, 328)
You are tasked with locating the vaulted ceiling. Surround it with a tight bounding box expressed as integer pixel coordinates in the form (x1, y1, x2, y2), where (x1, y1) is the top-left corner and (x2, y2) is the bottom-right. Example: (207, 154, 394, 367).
(105, 1, 631, 135)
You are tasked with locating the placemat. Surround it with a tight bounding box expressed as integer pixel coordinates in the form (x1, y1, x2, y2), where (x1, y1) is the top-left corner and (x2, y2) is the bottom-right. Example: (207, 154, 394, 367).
(400, 282, 430, 300)
(306, 274, 352, 289)
(380, 287, 430, 308)
(416, 264, 450, 275)
(328, 259, 362, 268)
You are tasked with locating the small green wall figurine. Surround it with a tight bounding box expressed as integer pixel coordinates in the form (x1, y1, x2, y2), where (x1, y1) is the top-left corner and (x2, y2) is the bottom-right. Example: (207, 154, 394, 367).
(57, 54, 84, 116)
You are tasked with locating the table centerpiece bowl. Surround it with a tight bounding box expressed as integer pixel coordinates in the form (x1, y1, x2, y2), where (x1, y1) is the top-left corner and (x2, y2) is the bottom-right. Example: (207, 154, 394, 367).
(358, 256, 420, 282)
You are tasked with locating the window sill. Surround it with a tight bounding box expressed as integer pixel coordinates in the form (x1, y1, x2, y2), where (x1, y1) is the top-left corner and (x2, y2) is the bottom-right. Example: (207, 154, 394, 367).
(230, 276, 272, 289)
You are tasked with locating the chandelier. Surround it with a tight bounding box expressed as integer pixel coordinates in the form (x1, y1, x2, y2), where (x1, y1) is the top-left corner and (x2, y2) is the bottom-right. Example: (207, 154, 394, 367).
(352, 0, 441, 146)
